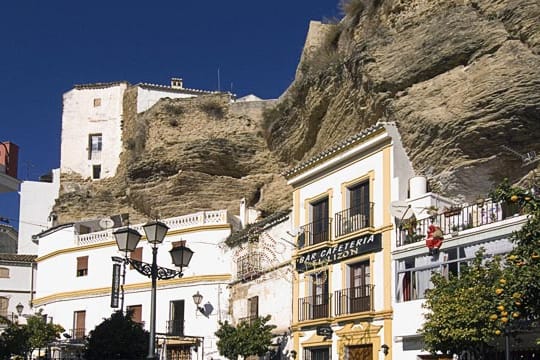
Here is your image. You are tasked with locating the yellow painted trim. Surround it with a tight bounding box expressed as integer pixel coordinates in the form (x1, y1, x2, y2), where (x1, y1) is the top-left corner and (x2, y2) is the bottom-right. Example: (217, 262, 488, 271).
(301, 333, 332, 347)
(33, 274, 231, 306)
(336, 322, 382, 359)
(36, 224, 231, 262)
(383, 146, 392, 310)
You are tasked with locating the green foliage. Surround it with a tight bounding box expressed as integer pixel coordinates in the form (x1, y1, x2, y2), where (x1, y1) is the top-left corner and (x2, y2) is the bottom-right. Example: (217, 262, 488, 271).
(25, 314, 64, 354)
(215, 315, 277, 359)
(420, 250, 504, 357)
(488, 181, 540, 335)
(85, 310, 149, 360)
(0, 323, 30, 359)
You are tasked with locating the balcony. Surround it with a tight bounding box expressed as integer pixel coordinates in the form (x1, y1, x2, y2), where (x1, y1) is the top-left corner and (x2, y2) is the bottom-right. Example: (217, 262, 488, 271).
(334, 203, 373, 238)
(396, 199, 521, 247)
(70, 328, 86, 342)
(299, 218, 332, 248)
(166, 319, 184, 336)
(298, 294, 331, 321)
(236, 253, 262, 281)
(334, 285, 373, 316)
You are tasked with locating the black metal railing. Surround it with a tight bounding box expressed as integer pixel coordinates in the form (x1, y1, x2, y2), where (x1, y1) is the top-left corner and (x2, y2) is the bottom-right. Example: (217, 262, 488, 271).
(299, 218, 332, 248)
(396, 199, 522, 247)
(334, 285, 373, 316)
(236, 252, 262, 280)
(70, 328, 86, 341)
(298, 294, 331, 321)
(166, 319, 184, 336)
(334, 203, 373, 238)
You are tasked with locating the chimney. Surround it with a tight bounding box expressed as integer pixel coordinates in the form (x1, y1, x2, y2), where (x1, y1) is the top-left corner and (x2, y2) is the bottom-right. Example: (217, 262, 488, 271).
(171, 78, 183, 89)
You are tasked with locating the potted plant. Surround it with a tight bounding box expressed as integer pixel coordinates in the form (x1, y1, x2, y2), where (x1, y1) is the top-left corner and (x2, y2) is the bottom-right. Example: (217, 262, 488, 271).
(444, 205, 462, 217)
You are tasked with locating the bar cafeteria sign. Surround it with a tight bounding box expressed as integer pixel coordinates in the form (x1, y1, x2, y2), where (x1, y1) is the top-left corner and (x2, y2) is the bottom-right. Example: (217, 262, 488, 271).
(296, 233, 382, 273)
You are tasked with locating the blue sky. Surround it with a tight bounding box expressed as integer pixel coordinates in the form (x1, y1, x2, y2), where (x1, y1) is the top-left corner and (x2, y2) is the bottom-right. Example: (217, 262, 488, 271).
(0, 1, 340, 230)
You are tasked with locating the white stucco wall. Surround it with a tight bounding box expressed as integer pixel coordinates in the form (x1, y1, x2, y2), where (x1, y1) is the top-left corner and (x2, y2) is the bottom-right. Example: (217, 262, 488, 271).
(0, 261, 34, 323)
(60, 84, 127, 179)
(34, 212, 233, 359)
(136, 87, 198, 113)
(18, 169, 60, 254)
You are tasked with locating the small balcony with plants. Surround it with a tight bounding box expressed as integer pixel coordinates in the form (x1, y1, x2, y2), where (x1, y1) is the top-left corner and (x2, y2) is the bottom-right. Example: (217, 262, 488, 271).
(396, 198, 521, 247)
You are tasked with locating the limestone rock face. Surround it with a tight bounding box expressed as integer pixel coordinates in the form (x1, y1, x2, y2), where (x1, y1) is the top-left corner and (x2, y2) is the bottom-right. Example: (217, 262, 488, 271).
(55, 0, 540, 223)
(269, 0, 540, 200)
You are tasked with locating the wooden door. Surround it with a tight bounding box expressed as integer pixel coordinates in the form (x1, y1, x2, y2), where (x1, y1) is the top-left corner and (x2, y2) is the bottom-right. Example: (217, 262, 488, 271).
(347, 344, 372, 360)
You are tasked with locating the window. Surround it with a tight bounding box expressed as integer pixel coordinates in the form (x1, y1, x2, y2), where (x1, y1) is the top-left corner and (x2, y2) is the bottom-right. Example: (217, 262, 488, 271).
(304, 347, 330, 360)
(76, 256, 88, 277)
(311, 271, 329, 319)
(130, 247, 143, 269)
(168, 300, 184, 336)
(337, 181, 370, 237)
(0, 267, 9, 278)
(349, 261, 370, 313)
(88, 134, 102, 160)
(247, 296, 258, 324)
(310, 197, 329, 245)
(92, 165, 101, 179)
(0, 297, 7, 318)
(93, 98, 101, 107)
(237, 252, 262, 280)
(73, 310, 86, 339)
(127, 305, 142, 325)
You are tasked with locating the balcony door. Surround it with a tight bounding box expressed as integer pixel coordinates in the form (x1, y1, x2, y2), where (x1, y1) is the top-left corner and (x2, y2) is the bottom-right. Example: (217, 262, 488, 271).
(348, 181, 369, 228)
(311, 198, 329, 244)
(311, 271, 328, 319)
(350, 261, 370, 313)
(169, 300, 184, 336)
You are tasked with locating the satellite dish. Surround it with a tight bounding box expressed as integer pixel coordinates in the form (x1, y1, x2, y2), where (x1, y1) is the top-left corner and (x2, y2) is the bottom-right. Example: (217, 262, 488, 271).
(390, 201, 414, 220)
(99, 217, 115, 230)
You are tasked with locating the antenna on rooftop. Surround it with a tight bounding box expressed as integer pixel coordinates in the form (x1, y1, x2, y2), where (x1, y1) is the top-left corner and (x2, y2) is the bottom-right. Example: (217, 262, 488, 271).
(501, 145, 540, 167)
(217, 67, 221, 91)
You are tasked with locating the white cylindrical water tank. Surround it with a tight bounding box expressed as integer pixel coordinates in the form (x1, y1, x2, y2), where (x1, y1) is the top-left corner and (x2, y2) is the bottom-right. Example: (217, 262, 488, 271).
(409, 176, 427, 199)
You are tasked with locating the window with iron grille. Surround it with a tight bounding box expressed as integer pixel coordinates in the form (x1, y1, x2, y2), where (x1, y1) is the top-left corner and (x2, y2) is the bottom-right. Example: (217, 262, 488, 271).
(237, 252, 262, 279)
(304, 347, 330, 360)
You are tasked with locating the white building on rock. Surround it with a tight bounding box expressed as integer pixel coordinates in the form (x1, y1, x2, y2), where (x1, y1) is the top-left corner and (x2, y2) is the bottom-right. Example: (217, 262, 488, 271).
(60, 78, 219, 180)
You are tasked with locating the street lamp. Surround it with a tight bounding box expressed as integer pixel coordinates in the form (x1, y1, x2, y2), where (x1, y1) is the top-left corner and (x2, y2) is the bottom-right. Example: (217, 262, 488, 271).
(113, 221, 194, 360)
(16, 303, 23, 316)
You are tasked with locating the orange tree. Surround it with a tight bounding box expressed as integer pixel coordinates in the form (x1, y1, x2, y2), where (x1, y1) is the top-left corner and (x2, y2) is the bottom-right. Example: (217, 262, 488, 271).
(489, 180, 540, 338)
(420, 250, 504, 358)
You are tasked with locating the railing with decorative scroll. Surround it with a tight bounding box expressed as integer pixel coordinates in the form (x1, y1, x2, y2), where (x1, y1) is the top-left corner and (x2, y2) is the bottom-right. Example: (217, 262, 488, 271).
(298, 294, 331, 321)
(166, 319, 184, 336)
(77, 210, 230, 246)
(299, 218, 332, 248)
(396, 199, 521, 247)
(236, 252, 262, 280)
(334, 284, 373, 316)
(334, 203, 373, 238)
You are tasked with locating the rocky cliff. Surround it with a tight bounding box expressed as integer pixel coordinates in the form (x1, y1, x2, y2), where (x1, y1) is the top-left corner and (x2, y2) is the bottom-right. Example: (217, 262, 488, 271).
(55, 0, 540, 223)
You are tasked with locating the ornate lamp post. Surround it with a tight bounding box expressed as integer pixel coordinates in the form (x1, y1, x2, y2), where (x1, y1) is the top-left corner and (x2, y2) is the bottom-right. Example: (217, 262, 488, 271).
(113, 221, 194, 360)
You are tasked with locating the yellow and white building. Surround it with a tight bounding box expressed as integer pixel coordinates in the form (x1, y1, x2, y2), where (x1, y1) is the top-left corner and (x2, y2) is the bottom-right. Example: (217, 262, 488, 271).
(284, 122, 414, 360)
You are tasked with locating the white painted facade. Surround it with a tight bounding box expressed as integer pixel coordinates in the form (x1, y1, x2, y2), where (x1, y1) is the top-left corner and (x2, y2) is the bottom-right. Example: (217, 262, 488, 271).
(18, 168, 60, 254)
(286, 123, 414, 360)
(33, 210, 234, 360)
(391, 190, 527, 359)
(228, 212, 295, 357)
(0, 254, 36, 329)
(60, 82, 127, 180)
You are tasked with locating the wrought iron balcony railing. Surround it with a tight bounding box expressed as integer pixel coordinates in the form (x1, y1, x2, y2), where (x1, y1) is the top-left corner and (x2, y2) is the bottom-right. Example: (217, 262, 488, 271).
(166, 319, 184, 336)
(70, 328, 86, 341)
(396, 199, 521, 247)
(298, 294, 331, 321)
(299, 218, 332, 248)
(334, 203, 373, 238)
(334, 284, 373, 316)
(238, 315, 258, 325)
